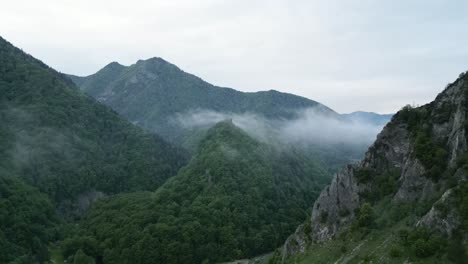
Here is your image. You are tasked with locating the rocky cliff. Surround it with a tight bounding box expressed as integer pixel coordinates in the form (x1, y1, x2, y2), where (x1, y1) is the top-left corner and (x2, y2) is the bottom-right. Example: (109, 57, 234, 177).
(281, 72, 468, 260)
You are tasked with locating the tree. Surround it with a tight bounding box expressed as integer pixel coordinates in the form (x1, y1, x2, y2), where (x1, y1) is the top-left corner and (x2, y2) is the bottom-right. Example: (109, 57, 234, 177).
(357, 203, 375, 227)
(73, 249, 95, 264)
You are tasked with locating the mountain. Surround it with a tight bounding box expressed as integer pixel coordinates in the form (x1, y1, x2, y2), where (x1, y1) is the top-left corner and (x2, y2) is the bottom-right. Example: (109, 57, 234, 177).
(342, 111, 393, 126)
(62, 121, 331, 263)
(0, 36, 188, 262)
(68, 58, 388, 173)
(68, 58, 337, 143)
(275, 72, 468, 263)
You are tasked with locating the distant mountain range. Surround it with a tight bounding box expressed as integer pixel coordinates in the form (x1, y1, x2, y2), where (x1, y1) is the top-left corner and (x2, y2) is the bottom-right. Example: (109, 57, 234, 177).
(68, 58, 337, 141)
(69, 59, 391, 140)
(68, 58, 392, 170)
(342, 111, 393, 126)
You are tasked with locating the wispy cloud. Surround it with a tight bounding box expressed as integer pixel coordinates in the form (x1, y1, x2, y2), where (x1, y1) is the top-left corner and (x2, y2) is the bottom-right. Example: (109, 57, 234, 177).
(173, 108, 384, 147)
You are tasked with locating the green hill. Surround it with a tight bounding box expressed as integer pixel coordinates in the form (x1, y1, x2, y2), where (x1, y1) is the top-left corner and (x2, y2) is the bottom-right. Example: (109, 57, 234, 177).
(0, 36, 188, 262)
(0, 36, 187, 203)
(63, 121, 330, 263)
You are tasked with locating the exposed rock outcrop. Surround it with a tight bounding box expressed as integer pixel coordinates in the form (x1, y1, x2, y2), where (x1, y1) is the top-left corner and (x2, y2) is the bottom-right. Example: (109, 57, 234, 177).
(281, 72, 468, 260)
(417, 189, 461, 236)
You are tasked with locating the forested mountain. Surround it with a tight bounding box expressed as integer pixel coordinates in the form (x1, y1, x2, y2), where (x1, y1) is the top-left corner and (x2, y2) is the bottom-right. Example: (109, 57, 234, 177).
(68, 58, 336, 143)
(0, 36, 187, 202)
(69, 58, 389, 173)
(0, 36, 188, 262)
(274, 73, 468, 263)
(62, 121, 331, 263)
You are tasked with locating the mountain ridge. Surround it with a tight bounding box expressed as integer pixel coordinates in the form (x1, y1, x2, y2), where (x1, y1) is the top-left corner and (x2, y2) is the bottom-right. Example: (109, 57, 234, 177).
(68, 57, 338, 143)
(65, 120, 332, 263)
(275, 71, 468, 264)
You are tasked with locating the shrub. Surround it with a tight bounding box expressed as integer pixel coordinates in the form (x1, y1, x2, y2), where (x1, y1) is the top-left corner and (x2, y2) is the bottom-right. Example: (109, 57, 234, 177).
(355, 168, 372, 183)
(357, 203, 375, 227)
(389, 246, 402, 258)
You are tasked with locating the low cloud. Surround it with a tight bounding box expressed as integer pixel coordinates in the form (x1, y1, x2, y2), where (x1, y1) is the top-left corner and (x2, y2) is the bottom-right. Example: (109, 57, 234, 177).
(172, 108, 385, 147)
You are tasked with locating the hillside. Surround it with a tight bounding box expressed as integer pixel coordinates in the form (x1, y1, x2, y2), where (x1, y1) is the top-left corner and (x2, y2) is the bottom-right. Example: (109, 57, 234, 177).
(61, 121, 331, 263)
(274, 73, 468, 263)
(68, 58, 337, 143)
(0, 36, 189, 261)
(0, 176, 57, 263)
(0, 37, 188, 202)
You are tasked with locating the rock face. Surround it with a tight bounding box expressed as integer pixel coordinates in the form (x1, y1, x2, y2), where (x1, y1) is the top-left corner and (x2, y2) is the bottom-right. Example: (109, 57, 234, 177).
(310, 164, 361, 241)
(282, 73, 468, 258)
(417, 189, 461, 236)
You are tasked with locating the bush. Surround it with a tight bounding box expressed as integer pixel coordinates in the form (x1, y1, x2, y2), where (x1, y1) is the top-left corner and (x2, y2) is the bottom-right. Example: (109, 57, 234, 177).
(73, 249, 95, 264)
(389, 246, 402, 258)
(357, 203, 375, 227)
(400, 228, 446, 258)
(355, 168, 372, 183)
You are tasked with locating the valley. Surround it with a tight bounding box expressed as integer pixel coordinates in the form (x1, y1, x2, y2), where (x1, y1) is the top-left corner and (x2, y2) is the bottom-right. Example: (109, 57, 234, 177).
(0, 34, 465, 264)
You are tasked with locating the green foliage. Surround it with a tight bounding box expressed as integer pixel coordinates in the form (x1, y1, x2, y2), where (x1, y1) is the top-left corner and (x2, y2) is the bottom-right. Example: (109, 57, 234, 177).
(0, 176, 56, 263)
(73, 249, 95, 264)
(446, 232, 466, 264)
(359, 168, 400, 203)
(61, 236, 100, 260)
(0, 36, 187, 205)
(356, 203, 375, 228)
(397, 105, 449, 181)
(70, 122, 330, 263)
(453, 181, 468, 231)
(398, 228, 447, 258)
(389, 245, 403, 258)
(355, 167, 372, 183)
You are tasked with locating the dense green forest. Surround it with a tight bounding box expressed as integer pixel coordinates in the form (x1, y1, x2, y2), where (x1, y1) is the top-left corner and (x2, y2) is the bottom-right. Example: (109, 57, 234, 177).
(0, 176, 57, 263)
(0, 36, 187, 204)
(0, 36, 334, 263)
(62, 121, 330, 263)
(0, 36, 188, 262)
(4, 32, 463, 264)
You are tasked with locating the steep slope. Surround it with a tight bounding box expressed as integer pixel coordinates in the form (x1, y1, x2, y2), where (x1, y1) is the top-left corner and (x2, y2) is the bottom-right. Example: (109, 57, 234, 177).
(0, 36, 187, 208)
(68, 58, 337, 142)
(276, 73, 468, 263)
(63, 121, 331, 264)
(0, 176, 57, 263)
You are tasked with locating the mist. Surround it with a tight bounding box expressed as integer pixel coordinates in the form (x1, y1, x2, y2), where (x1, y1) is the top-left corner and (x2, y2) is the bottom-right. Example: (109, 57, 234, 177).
(172, 108, 386, 148)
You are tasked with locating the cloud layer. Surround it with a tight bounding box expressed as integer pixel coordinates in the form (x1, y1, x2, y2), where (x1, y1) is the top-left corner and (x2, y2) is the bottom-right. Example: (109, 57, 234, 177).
(173, 108, 384, 147)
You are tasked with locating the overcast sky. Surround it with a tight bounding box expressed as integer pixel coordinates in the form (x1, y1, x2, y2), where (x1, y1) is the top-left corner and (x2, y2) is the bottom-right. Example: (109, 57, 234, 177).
(1, 0, 467, 113)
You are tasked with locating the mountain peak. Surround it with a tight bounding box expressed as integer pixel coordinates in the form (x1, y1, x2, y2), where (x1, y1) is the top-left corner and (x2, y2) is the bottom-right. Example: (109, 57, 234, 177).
(202, 119, 253, 146)
(136, 57, 170, 66)
(106, 61, 124, 68)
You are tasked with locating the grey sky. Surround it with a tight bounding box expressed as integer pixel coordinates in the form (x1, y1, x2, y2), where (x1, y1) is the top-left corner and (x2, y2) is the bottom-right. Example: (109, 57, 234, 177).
(1, 0, 467, 113)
